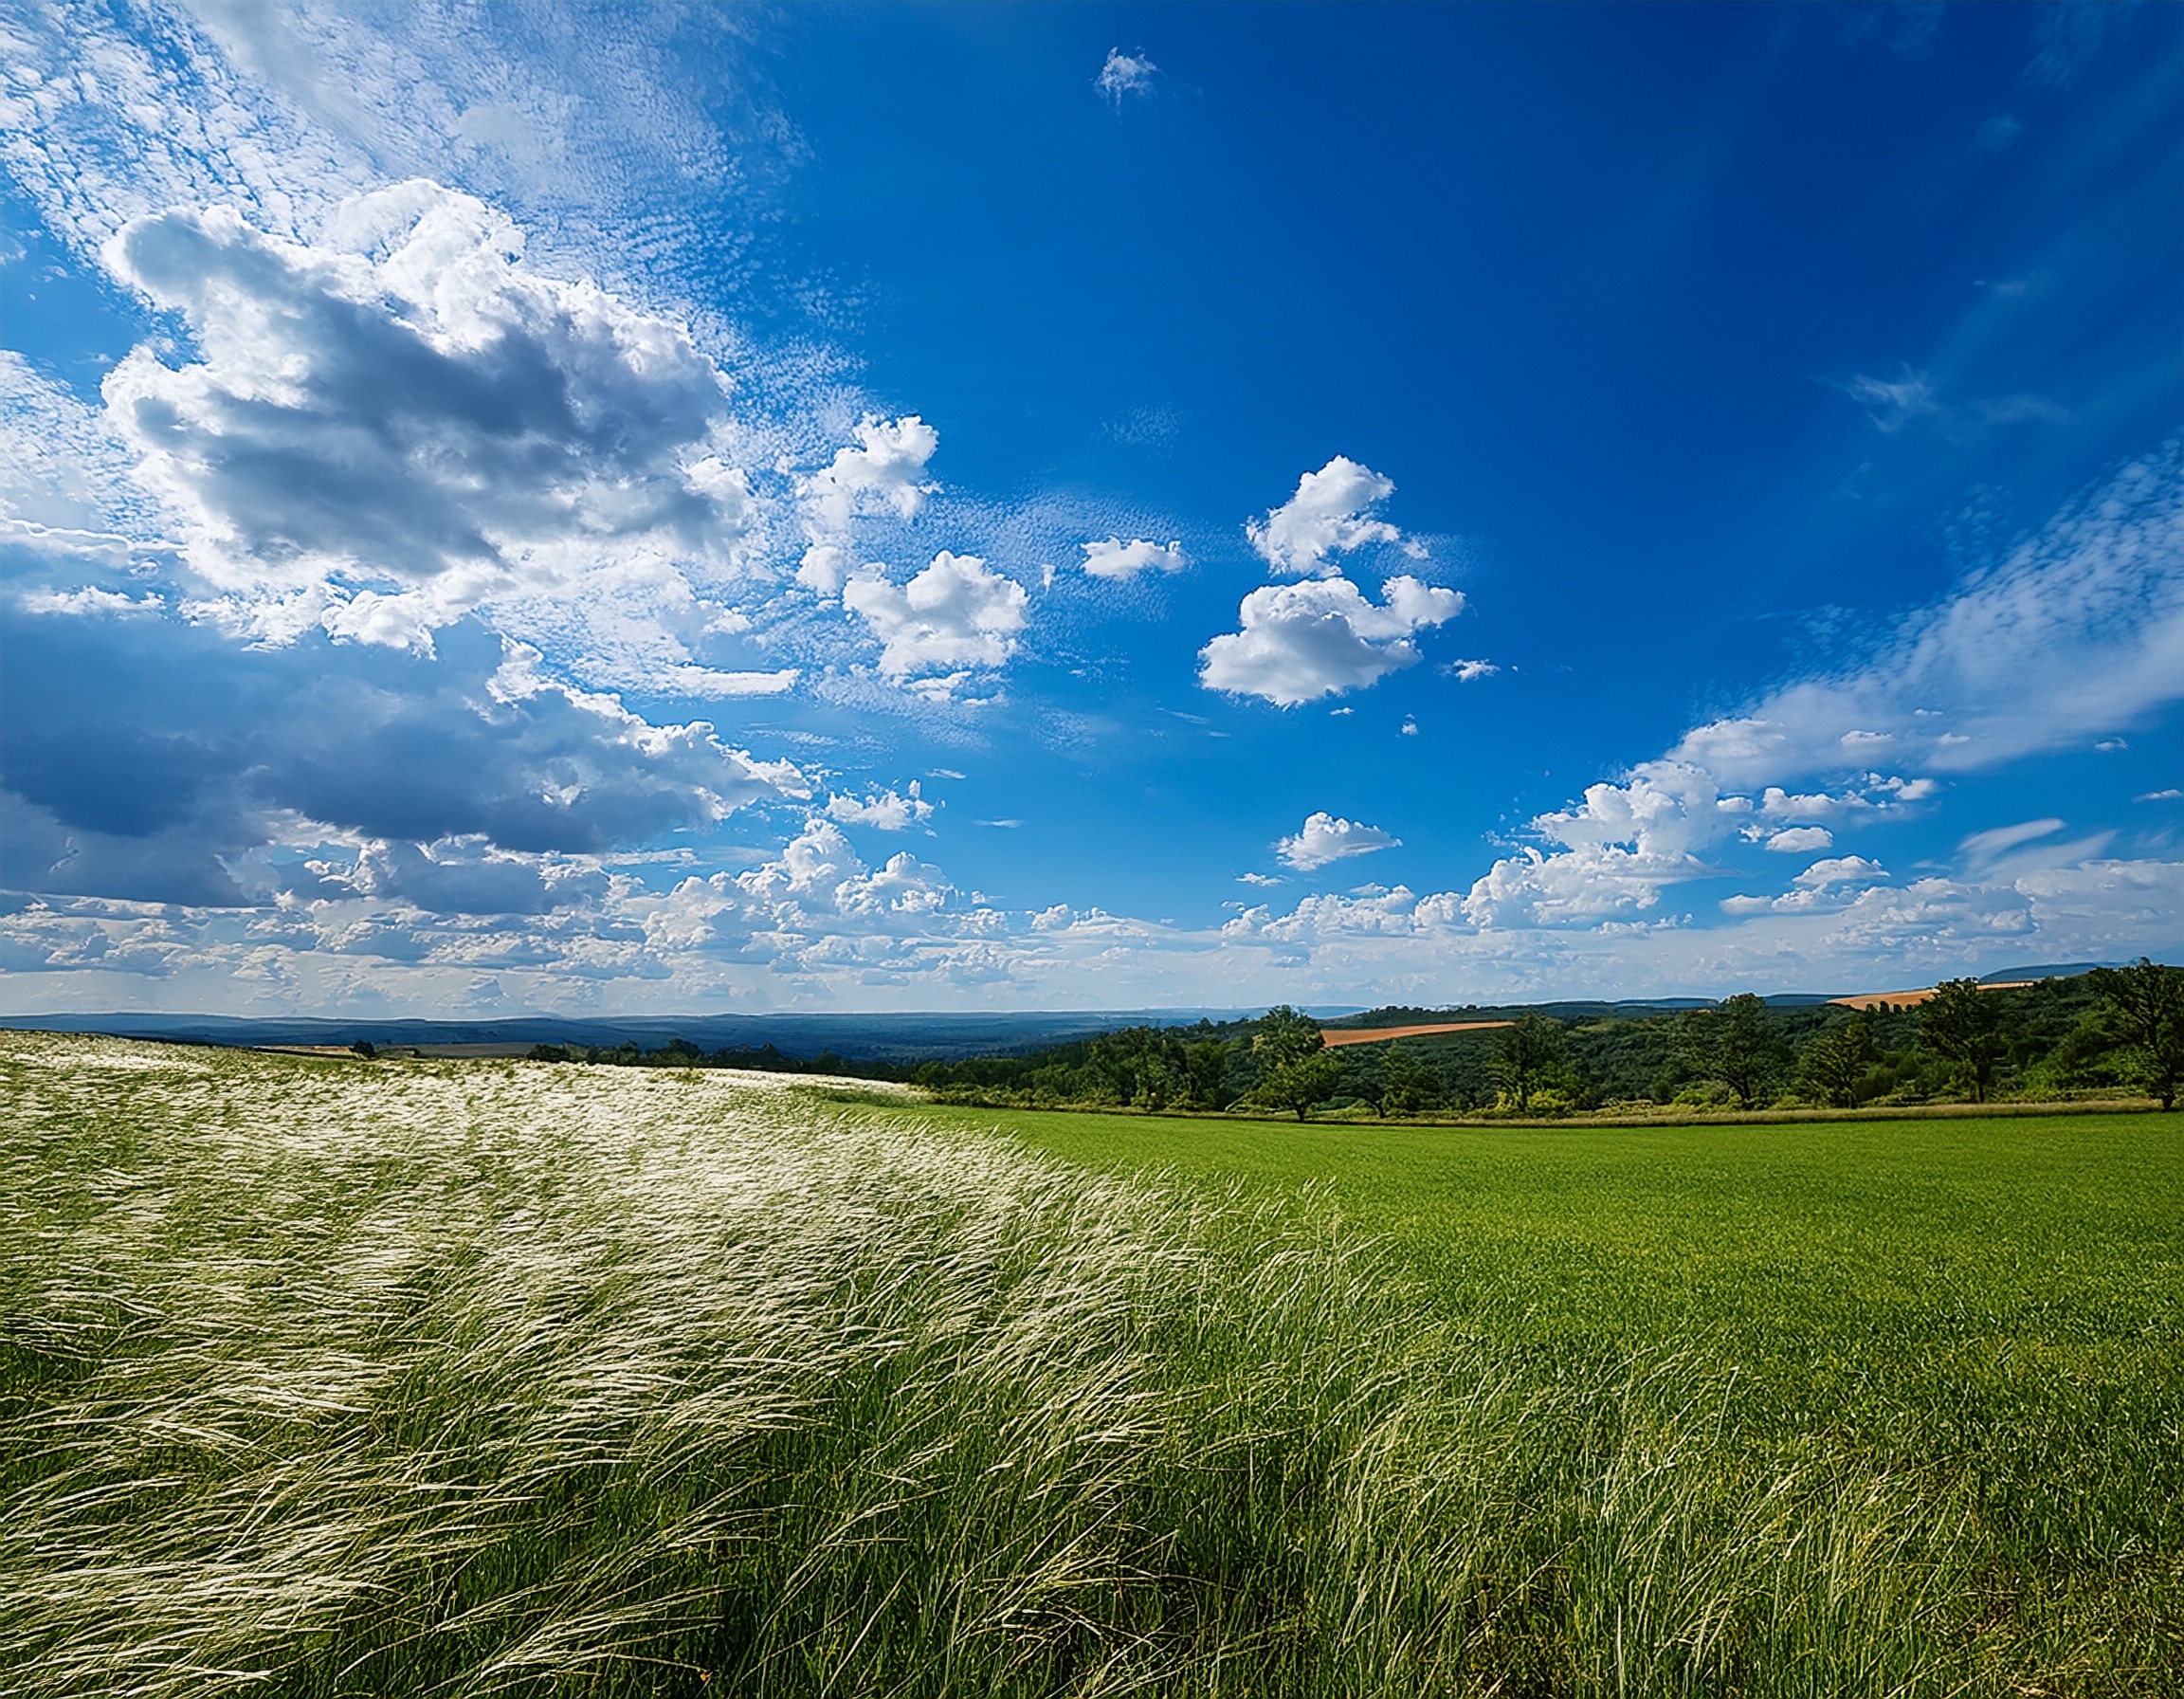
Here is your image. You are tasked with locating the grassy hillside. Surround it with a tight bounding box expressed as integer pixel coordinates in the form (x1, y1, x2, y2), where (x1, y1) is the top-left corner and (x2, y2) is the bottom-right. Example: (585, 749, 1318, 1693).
(6, 1034, 2179, 1695)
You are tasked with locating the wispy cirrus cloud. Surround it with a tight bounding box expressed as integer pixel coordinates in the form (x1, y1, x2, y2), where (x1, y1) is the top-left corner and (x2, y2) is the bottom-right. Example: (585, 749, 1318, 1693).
(1831, 365, 2066, 435)
(1674, 443, 2183, 788)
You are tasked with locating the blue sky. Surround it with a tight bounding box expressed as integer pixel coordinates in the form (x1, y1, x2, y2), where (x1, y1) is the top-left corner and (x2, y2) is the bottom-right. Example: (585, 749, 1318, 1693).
(2, 1, 2178, 1016)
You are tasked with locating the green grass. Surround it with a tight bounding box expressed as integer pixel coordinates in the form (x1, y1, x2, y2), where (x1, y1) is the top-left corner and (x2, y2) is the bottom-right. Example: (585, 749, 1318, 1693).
(906, 1102, 2184, 1689)
(6, 1034, 2180, 1696)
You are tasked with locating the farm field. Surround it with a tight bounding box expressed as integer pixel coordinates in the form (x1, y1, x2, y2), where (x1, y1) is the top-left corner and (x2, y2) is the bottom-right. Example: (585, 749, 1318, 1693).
(880, 1101, 2184, 1689)
(5, 1033, 2180, 1697)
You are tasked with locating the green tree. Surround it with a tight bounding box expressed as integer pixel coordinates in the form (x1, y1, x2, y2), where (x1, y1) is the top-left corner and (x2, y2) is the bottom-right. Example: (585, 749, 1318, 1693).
(1248, 1006, 1341, 1122)
(1919, 978, 2008, 1103)
(1088, 1026, 1187, 1110)
(1377, 1041, 1434, 1115)
(1182, 1037, 1233, 1110)
(1796, 1013, 1877, 1108)
(1676, 994, 1788, 1109)
(2087, 958, 2184, 1110)
(1488, 1015, 1566, 1112)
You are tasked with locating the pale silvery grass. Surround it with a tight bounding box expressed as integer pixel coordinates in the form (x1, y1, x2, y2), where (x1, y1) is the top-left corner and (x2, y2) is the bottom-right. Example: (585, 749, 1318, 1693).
(2, 1033, 2007, 1695)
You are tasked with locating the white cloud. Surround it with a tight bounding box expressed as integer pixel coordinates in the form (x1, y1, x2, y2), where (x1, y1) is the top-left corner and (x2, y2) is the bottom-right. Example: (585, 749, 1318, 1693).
(797, 414, 939, 538)
(794, 543, 852, 595)
(1446, 659, 1499, 682)
(1673, 443, 2184, 788)
(17, 587, 166, 617)
(1959, 818, 2065, 866)
(1246, 456, 1407, 577)
(0, 4, 365, 261)
(843, 552, 1028, 684)
(100, 184, 758, 663)
(651, 666, 799, 698)
(1462, 761, 1723, 927)
(826, 784, 935, 831)
(1095, 49, 1159, 106)
(1277, 812, 1400, 872)
(1720, 853, 1891, 915)
(1, 626, 811, 911)
(330, 836, 610, 915)
(1198, 575, 1463, 706)
(1467, 761, 1951, 930)
(0, 351, 171, 544)
(1237, 871, 1281, 887)
(1079, 537, 1187, 580)
(2137, 789, 2183, 803)
(1794, 855, 1888, 887)
(1835, 368, 1941, 433)
(727, 819, 968, 941)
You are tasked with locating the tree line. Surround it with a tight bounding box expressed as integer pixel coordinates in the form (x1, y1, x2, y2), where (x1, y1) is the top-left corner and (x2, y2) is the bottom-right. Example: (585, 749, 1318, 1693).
(519, 961, 2182, 1118)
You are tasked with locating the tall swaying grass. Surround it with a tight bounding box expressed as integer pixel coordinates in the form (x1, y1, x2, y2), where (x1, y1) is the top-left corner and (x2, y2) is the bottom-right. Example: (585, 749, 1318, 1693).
(0, 1033, 2155, 1695)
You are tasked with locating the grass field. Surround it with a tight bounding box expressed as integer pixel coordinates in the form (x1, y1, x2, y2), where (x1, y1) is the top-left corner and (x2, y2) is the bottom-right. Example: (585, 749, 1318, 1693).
(909, 1102, 2184, 1690)
(5, 1033, 2179, 1696)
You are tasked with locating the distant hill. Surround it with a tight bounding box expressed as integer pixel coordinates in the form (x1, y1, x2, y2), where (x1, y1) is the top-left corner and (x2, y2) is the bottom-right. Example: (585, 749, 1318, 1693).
(1976, 963, 2116, 984)
(4, 967, 2144, 1064)
(0, 1008, 1356, 1063)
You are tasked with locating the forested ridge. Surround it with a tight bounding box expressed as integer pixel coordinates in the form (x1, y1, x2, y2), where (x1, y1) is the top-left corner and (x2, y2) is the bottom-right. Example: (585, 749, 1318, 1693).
(516, 962, 2184, 1119)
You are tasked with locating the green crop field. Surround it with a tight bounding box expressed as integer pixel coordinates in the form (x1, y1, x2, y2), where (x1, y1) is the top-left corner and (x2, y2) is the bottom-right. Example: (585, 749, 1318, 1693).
(903, 1101, 2184, 1690)
(5, 1033, 2179, 1697)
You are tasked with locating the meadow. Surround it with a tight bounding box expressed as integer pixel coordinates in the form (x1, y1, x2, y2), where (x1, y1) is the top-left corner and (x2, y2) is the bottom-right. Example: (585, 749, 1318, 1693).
(4, 1032, 2178, 1697)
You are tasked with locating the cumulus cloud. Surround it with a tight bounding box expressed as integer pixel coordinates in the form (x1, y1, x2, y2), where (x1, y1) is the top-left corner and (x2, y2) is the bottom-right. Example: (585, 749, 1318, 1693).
(1464, 759, 1954, 930)
(1095, 49, 1159, 106)
(100, 183, 760, 659)
(1277, 812, 1400, 871)
(844, 552, 1028, 684)
(790, 413, 938, 604)
(1246, 456, 1410, 577)
(732, 818, 956, 925)
(0, 613, 807, 907)
(1079, 537, 1187, 580)
(796, 414, 938, 540)
(1720, 854, 1891, 915)
(1673, 443, 2184, 787)
(329, 836, 610, 915)
(1795, 855, 1887, 887)
(1462, 761, 1725, 928)
(826, 784, 935, 831)
(1199, 575, 1463, 706)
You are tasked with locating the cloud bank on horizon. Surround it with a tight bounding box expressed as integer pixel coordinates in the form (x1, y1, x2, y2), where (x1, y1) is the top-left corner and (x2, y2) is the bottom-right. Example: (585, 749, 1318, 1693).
(1, 2, 2178, 1016)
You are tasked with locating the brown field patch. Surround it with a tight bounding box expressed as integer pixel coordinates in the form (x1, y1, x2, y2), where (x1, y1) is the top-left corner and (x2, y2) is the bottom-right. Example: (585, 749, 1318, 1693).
(1829, 980, 2033, 1012)
(1320, 1020, 1514, 1048)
